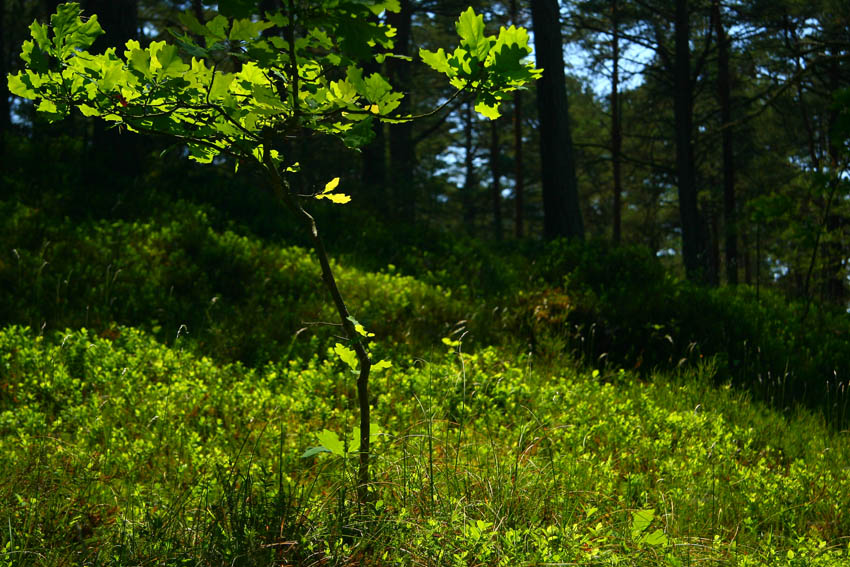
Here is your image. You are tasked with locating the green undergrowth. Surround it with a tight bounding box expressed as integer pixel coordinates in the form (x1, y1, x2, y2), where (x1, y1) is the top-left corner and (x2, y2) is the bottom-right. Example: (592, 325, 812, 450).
(1, 326, 848, 566)
(3, 195, 850, 424)
(517, 239, 850, 426)
(0, 199, 465, 365)
(2, 190, 850, 564)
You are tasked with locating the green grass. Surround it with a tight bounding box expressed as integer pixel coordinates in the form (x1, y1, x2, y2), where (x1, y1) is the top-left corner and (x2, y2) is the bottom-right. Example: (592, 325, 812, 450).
(1, 325, 848, 566)
(1, 198, 849, 565)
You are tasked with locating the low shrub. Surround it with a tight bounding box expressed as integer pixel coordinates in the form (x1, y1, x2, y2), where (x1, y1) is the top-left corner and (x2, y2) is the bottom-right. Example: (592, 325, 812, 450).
(522, 238, 850, 425)
(0, 200, 465, 365)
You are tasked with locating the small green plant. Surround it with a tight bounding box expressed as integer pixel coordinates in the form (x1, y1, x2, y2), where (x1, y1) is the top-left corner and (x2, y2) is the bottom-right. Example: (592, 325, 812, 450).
(7, 1, 540, 500)
(630, 508, 668, 548)
(1, 326, 849, 564)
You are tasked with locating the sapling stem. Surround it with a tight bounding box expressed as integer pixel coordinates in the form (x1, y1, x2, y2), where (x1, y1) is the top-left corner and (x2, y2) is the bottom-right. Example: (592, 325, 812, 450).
(263, 146, 372, 503)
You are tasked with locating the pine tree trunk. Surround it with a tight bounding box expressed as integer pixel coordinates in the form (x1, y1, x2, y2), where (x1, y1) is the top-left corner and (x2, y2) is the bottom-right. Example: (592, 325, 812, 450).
(0, 0, 10, 134)
(531, 0, 584, 241)
(490, 120, 503, 240)
(84, 0, 140, 212)
(611, 0, 622, 244)
(192, 0, 204, 21)
(513, 91, 525, 238)
(386, 0, 415, 223)
(712, 0, 737, 285)
(462, 99, 477, 233)
(511, 0, 525, 238)
(673, 0, 706, 280)
(822, 55, 846, 304)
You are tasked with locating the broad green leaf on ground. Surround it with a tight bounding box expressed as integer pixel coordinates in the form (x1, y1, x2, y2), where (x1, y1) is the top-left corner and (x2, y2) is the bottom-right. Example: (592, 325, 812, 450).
(643, 529, 669, 547)
(632, 509, 655, 534)
(300, 445, 331, 458)
(315, 429, 345, 456)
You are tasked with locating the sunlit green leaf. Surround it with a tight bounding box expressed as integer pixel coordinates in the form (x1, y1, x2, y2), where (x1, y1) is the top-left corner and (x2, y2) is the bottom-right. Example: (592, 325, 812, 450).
(316, 429, 345, 456)
(7, 72, 37, 99)
(187, 143, 218, 164)
(78, 103, 100, 117)
(29, 21, 50, 49)
(419, 48, 452, 75)
(151, 43, 190, 77)
(632, 509, 654, 534)
(21, 40, 51, 73)
(362, 73, 391, 102)
(368, 0, 401, 15)
(205, 14, 229, 44)
(177, 11, 208, 38)
(643, 529, 669, 546)
(37, 99, 58, 114)
(229, 18, 274, 41)
(474, 100, 501, 120)
(333, 343, 358, 370)
(51, 3, 103, 55)
(98, 58, 126, 91)
(323, 177, 340, 193)
(349, 428, 361, 454)
(456, 7, 489, 59)
(209, 71, 235, 101)
(354, 323, 374, 338)
(317, 193, 352, 204)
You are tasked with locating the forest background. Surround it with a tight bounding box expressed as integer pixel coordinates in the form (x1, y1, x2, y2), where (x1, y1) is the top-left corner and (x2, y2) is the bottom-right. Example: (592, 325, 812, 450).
(1, 0, 850, 565)
(2, 0, 848, 407)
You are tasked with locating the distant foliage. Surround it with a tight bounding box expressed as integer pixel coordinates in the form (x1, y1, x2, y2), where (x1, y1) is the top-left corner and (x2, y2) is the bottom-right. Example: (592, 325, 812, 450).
(0, 200, 464, 365)
(527, 238, 850, 423)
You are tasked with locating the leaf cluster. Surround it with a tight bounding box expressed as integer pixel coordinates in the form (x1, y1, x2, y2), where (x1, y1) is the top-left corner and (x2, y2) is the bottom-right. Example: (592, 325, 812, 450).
(419, 7, 541, 119)
(8, 2, 540, 170)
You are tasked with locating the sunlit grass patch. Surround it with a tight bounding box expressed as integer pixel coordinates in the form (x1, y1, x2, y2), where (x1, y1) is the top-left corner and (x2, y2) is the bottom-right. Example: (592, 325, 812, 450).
(1, 326, 847, 565)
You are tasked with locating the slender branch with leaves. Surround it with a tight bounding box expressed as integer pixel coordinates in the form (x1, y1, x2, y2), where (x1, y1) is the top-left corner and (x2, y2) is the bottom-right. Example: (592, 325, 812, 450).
(7, 1, 540, 502)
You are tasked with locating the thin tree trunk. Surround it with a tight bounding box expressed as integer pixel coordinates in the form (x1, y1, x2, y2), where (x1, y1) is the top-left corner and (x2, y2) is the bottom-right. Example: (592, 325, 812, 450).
(360, 11, 388, 213)
(0, 0, 10, 134)
(462, 99, 476, 233)
(262, 142, 373, 504)
(611, 0, 622, 244)
(712, 0, 737, 285)
(513, 92, 525, 237)
(742, 230, 752, 285)
(192, 0, 204, 21)
(511, 0, 525, 238)
(85, 0, 140, 212)
(531, 0, 584, 241)
(710, 208, 720, 284)
(822, 55, 846, 304)
(490, 119, 503, 240)
(673, 0, 705, 280)
(387, 0, 415, 223)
